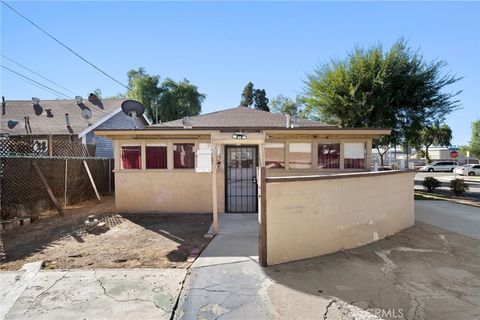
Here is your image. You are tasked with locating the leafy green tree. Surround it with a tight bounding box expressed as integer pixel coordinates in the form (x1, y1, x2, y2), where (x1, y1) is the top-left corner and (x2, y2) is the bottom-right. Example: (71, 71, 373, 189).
(124, 68, 205, 123)
(126, 68, 161, 121)
(467, 120, 480, 160)
(157, 78, 205, 122)
(253, 89, 269, 111)
(269, 95, 306, 116)
(420, 124, 452, 162)
(304, 39, 461, 163)
(240, 82, 254, 107)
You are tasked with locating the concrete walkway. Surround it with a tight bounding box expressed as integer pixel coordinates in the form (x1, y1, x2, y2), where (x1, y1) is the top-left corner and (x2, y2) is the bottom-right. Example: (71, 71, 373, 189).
(176, 214, 379, 320)
(415, 200, 480, 239)
(0, 266, 186, 320)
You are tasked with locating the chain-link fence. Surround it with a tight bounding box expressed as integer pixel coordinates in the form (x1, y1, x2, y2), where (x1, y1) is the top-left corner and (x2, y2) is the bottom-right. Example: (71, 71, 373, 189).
(0, 137, 95, 157)
(0, 156, 113, 220)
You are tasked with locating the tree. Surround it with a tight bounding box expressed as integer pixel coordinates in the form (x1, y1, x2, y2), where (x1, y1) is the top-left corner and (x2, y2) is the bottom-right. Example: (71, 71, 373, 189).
(467, 120, 480, 160)
(240, 82, 254, 107)
(126, 68, 161, 122)
(253, 89, 269, 111)
(157, 78, 205, 122)
(304, 39, 461, 165)
(420, 124, 452, 162)
(124, 68, 205, 123)
(269, 95, 306, 116)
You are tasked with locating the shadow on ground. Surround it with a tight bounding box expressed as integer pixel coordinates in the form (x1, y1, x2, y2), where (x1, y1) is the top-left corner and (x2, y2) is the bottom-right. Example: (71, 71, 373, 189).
(265, 222, 480, 320)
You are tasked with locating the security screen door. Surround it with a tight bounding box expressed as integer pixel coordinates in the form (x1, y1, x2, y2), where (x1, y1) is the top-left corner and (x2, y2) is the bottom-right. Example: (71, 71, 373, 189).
(225, 145, 258, 213)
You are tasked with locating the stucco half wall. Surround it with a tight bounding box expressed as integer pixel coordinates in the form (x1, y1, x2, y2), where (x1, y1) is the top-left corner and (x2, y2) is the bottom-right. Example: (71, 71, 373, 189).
(264, 171, 414, 265)
(115, 171, 224, 213)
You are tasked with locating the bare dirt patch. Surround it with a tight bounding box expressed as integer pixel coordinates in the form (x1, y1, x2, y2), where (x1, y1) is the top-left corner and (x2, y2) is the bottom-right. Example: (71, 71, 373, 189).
(0, 196, 212, 270)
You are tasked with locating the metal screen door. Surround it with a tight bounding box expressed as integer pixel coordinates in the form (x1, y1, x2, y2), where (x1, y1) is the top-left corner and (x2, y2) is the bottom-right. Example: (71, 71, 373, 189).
(225, 145, 258, 213)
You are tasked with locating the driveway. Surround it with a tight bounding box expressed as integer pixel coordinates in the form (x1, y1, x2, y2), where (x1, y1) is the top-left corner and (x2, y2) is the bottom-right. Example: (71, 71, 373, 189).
(178, 210, 480, 320)
(0, 264, 186, 320)
(415, 200, 480, 239)
(176, 214, 379, 320)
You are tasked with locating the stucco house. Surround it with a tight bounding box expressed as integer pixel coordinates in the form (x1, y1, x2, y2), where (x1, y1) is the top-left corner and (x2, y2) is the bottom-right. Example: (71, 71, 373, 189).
(0, 96, 150, 157)
(96, 106, 391, 214)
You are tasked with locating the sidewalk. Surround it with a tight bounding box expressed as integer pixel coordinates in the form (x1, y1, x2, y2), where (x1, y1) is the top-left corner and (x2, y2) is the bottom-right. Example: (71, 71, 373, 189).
(175, 214, 378, 320)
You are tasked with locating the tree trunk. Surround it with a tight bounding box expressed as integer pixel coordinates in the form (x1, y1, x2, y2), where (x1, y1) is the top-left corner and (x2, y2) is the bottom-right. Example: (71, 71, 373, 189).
(425, 145, 430, 163)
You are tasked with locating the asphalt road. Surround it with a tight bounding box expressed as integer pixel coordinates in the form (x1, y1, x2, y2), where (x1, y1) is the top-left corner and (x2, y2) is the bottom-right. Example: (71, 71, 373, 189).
(414, 171, 480, 198)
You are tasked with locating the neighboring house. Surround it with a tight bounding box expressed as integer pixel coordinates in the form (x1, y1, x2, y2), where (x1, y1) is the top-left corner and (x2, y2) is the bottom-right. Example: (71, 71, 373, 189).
(96, 106, 391, 213)
(0, 97, 150, 157)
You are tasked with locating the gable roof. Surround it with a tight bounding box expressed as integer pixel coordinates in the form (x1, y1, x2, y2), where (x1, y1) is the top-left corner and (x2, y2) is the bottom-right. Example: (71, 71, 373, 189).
(151, 106, 334, 129)
(1, 99, 126, 136)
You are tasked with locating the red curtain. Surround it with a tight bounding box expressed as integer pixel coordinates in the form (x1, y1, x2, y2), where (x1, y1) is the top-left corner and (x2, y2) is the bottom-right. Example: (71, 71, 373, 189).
(344, 159, 365, 169)
(146, 146, 167, 169)
(121, 146, 141, 169)
(174, 144, 195, 169)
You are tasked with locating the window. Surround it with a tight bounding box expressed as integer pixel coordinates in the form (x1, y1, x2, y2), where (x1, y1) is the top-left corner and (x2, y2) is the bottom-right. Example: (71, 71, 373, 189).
(318, 143, 340, 169)
(146, 144, 167, 169)
(344, 142, 366, 169)
(174, 143, 195, 169)
(121, 145, 141, 169)
(265, 143, 285, 169)
(288, 143, 312, 169)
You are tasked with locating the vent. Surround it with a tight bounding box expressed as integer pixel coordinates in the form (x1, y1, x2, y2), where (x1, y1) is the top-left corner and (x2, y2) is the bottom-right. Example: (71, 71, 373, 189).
(182, 116, 193, 128)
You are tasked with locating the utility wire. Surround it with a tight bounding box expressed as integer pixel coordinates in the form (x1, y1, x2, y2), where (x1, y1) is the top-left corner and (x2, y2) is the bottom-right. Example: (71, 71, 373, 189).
(2, 65, 115, 117)
(1, 0, 131, 92)
(1, 54, 77, 95)
(2, 65, 72, 99)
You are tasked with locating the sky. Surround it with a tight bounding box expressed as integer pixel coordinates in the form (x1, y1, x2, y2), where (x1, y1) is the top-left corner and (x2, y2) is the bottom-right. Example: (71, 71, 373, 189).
(1, 1, 479, 145)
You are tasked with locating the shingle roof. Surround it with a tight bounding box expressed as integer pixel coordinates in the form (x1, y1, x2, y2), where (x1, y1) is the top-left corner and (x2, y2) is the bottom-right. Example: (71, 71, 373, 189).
(1, 99, 125, 136)
(151, 106, 334, 129)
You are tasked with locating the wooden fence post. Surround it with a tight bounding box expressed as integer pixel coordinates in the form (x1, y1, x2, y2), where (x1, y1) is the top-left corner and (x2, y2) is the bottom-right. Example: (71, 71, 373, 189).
(258, 166, 267, 267)
(64, 159, 68, 207)
(32, 161, 64, 216)
(83, 160, 101, 201)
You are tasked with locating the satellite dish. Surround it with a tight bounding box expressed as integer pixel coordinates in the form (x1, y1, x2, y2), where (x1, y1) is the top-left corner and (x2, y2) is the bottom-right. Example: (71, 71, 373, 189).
(32, 97, 40, 105)
(121, 100, 145, 117)
(121, 100, 145, 129)
(82, 108, 92, 120)
(7, 120, 19, 129)
(75, 96, 83, 104)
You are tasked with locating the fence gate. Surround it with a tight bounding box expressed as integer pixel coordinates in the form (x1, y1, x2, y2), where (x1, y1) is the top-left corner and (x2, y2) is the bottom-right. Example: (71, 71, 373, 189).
(225, 145, 258, 213)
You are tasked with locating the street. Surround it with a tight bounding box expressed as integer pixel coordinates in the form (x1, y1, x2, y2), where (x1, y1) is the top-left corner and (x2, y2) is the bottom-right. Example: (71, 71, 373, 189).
(414, 172, 480, 198)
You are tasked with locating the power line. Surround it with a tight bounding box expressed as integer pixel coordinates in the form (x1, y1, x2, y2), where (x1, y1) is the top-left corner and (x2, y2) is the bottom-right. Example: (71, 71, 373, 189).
(1, 54, 77, 95)
(1, 0, 130, 92)
(1, 64, 115, 117)
(1, 65, 72, 99)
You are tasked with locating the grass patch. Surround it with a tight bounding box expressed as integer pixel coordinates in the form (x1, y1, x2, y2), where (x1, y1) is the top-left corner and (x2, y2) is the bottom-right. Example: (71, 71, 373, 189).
(414, 192, 443, 200)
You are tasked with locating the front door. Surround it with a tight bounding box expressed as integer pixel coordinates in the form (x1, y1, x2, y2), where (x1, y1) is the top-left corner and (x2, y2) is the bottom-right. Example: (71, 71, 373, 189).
(225, 145, 258, 213)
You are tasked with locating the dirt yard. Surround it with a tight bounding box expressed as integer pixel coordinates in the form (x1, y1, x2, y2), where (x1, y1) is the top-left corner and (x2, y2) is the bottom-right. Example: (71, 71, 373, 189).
(0, 197, 212, 270)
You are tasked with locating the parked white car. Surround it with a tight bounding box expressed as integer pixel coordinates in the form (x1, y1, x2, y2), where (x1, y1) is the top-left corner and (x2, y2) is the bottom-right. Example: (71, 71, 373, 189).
(420, 161, 459, 172)
(454, 164, 480, 176)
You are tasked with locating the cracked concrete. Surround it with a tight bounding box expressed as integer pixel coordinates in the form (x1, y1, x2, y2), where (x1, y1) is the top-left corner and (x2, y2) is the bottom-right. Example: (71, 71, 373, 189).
(1, 269, 186, 320)
(176, 214, 379, 320)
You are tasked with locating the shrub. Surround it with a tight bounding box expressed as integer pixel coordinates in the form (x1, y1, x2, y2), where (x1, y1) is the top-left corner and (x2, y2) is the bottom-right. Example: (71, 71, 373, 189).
(449, 179, 469, 196)
(423, 176, 441, 192)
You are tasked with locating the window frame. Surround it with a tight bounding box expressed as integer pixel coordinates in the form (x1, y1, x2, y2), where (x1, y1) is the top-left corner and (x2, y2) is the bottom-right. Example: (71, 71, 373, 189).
(287, 141, 313, 170)
(265, 141, 286, 170)
(145, 143, 168, 170)
(120, 143, 142, 170)
(343, 141, 367, 170)
(173, 142, 196, 170)
(316, 140, 341, 170)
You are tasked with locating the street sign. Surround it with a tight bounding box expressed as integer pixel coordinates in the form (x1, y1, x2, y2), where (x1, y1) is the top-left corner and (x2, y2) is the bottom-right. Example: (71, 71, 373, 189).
(450, 150, 459, 159)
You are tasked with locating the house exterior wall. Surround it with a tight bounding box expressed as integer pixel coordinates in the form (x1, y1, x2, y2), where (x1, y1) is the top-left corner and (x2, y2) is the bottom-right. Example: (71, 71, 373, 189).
(111, 136, 375, 213)
(264, 171, 414, 265)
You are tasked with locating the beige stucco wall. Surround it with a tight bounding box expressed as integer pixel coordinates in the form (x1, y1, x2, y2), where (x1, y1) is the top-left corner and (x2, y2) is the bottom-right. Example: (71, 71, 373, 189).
(265, 171, 414, 265)
(115, 170, 225, 213)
